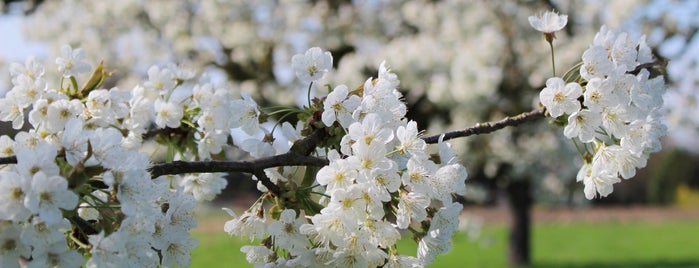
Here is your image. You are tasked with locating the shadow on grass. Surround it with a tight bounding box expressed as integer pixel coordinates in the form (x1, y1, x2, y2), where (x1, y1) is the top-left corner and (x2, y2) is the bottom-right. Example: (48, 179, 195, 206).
(531, 259, 699, 268)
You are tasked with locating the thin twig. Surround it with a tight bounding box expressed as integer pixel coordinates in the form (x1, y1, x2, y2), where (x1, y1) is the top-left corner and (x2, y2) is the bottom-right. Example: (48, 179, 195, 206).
(252, 169, 282, 196)
(421, 108, 546, 144)
(628, 58, 668, 75)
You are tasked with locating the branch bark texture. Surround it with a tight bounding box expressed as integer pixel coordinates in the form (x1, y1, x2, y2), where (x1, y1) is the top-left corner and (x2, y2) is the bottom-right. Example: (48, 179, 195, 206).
(421, 108, 545, 144)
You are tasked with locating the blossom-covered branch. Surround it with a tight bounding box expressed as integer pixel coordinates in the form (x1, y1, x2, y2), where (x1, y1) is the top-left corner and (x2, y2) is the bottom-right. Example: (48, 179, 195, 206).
(422, 108, 546, 144)
(150, 108, 547, 178)
(0, 106, 546, 180)
(0, 11, 669, 264)
(0, 109, 548, 179)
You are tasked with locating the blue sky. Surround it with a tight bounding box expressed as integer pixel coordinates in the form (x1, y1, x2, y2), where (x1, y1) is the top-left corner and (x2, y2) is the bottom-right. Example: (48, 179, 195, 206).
(0, 14, 47, 94)
(0, 14, 48, 61)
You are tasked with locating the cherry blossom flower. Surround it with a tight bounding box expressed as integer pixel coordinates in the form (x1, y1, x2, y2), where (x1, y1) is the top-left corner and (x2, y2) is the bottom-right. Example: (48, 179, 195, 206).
(528, 10, 568, 35)
(395, 120, 427, 159)
(396, 191, 430, 229)
(316, 151, 358, 193)
(322, 84, 361, 127)
(0, 222, 31, 268)
(240, 245, 274, 265)
(144, 65, 177, 93)
(577, 163, 620, 199)
(223, 208, 266, 242)
(86, 231, 128, 267)
(10, 74, 45, 106)
(20, 218, 71, 254)
(0, 93, 26, 129)
(28, 241, 83, 268)
(24, 172, 78, 224)
(154, 99, 184, 128)
(180, 173, 228, 202)
(0, 171, 32, 222)
(291, 47, 333, 84)
(539, 77, 582, 117)
(45, 99, 83, 133)
(0, 135, 15, 157)
(583, 77, 617, 112)
(55, 45, 91, 77)
(267, 209, 308, 255)
(15, 143, 59, 178)
(229, 93, 260, 135)
(9, 56, 44, 83)
(564, 110, 603, 143)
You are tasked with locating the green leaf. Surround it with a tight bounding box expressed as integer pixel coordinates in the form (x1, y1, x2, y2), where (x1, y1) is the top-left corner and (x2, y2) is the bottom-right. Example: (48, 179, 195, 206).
(562, 61, 583, 83)
(80, 61, 112, 96)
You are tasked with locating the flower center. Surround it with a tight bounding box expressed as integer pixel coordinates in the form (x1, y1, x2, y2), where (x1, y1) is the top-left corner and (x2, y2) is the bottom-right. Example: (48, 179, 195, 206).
(40, 191, 53, 202)
(334, 173, 345, 182)
(307, 65, 318, 76)
(11, 188, 23, 200)
(553, 92, 565, 103)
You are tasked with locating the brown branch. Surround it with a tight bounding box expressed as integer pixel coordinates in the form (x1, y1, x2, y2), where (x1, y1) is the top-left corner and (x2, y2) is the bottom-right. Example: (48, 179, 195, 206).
(147, 154, 328, 179)
(147, 128, 328, 196)
(252, 169, 281, 196)
(422, 108, 546, 144)
(628, 58, 668, 75)
(0, 156, 17, 165)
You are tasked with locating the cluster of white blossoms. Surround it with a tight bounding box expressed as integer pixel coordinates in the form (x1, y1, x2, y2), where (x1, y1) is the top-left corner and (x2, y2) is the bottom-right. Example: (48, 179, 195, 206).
(19, 0, 648, 206)
(539, 25, 667, 199)
(624, 0, 699, 153)
(0, 43, 468, 267)
(0, 45, 244, 267)
(0, 6, 674, 265)
(224, 47, 467, 267)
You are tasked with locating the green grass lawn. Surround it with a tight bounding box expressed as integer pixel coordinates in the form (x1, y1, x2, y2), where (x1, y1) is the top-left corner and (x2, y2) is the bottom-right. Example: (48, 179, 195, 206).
(191, 220, 699, 267)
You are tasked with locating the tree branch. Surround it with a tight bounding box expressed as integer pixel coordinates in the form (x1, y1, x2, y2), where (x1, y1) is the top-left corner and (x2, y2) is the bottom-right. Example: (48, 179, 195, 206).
(0, 109, 547, 184)
(148, 128, 327, 177)
(252, 169, 282, 196)
(147, 128, 328, 197)
(421, 107, 546, 144)
(0, 156, 16, 165)
(147, 154, 328, 179)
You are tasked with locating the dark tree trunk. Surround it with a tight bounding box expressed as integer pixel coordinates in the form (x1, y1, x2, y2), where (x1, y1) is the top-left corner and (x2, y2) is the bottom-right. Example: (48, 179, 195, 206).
(506, 179, 532, 266)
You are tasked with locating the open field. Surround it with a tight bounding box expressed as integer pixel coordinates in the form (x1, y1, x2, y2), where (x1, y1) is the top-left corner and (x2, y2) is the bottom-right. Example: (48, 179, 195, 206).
(191, 206, 699, 267)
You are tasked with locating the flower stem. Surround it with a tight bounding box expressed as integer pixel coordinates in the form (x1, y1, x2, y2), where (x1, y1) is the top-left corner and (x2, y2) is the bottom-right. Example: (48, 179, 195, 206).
(307, 82, 313, 108)
(69, 234, 91, 249)
(549, 40, 556, 77)
(572, 138, 585, 156)
(269, 110, 296, 135)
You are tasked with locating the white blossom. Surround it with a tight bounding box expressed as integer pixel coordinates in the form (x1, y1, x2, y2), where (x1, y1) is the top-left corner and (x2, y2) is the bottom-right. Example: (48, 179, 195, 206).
(56, 45, 91, 77)
(180, 173, 228, 202)
(291, 47, 333, 84)
(154, 98, 184, 128)
(322, 84, 361, 127)
(564, 110, 602, 143)
(540, 77, 582, 117)
(528, 10, 568, 34)
(24, 172, 78, 224)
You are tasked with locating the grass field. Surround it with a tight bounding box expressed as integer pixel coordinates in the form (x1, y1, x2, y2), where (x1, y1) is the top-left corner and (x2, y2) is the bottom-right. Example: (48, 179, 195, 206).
(190, 219, 699, 267)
